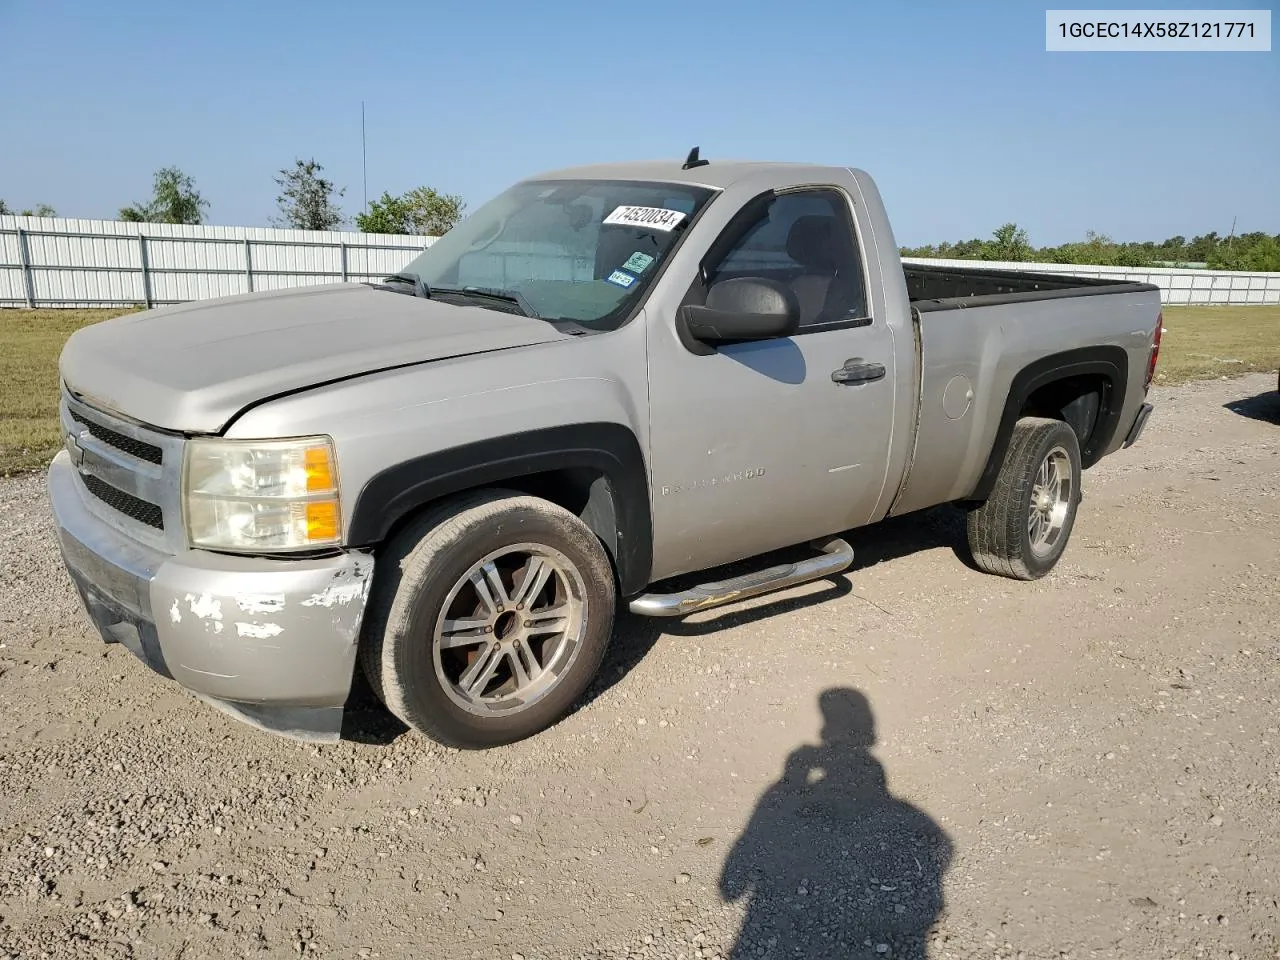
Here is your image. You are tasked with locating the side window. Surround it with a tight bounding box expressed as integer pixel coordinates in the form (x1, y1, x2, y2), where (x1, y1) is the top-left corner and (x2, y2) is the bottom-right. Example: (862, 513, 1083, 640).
(708, 190, 868, 328)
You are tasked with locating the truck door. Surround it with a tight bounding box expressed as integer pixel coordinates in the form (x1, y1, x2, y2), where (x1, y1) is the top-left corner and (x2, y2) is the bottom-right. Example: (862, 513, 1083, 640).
(645, 187, 897, 580)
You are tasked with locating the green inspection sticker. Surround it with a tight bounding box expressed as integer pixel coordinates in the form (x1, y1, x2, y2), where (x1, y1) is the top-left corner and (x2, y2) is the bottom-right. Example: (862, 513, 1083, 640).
(622, 252, 654, 273)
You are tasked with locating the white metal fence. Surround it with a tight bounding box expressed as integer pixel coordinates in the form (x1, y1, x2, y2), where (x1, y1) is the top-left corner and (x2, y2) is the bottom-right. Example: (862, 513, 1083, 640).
(2, 214, 1277, 308)
(0, 215, 434, 308)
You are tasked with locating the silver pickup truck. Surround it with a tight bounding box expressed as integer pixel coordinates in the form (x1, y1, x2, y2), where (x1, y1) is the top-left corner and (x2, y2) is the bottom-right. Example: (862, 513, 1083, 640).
(49, 154, 1162, 748)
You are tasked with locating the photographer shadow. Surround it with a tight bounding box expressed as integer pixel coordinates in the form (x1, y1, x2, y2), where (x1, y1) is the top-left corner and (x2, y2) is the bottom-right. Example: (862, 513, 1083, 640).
(720, 688, 952, 959)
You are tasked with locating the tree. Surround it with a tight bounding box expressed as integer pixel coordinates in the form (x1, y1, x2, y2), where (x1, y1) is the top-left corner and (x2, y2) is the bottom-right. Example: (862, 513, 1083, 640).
(273, 159, 344, 231)
(902, 226, 1275, 270)
(949, 238, 987, 259)
(1111, 244, 1151, 267)
(119, 166, 208, 224)
(1, 199, 56, 217)
(982, 222, 1032, 261)
(1155, 235, 1188, 263)
(355, 186, 466, 236)
(354, 191, 413, 234)
(1242, 236, 1280, 271)
(1186, 232, 1219, 262)
(1208, 234, 1280, 272)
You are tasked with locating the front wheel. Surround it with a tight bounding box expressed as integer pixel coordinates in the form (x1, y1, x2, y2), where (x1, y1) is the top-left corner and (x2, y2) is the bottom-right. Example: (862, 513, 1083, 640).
(360, 491, 616, 748)
(966, 417, 1082, 580)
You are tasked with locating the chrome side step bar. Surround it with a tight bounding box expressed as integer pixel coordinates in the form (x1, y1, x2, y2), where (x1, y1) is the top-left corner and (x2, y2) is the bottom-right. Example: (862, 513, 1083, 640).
(628, 537, 854, 618)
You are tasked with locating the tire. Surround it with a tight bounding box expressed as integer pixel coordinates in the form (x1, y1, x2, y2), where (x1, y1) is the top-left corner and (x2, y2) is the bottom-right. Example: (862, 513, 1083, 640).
(360, 490, 616, 749)
(966, 417, 1082, 581)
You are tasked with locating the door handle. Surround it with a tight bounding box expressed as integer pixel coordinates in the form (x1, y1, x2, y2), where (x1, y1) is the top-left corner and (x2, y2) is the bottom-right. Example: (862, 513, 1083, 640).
(831, 358, 886, 385)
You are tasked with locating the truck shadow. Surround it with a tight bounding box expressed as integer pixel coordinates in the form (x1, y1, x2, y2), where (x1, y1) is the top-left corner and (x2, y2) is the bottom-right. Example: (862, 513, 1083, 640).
(581, 504, 971, 710)
(342, 669, 410, 745)
(340, 505, 971, 745)
(1223, 391, 1280, 424)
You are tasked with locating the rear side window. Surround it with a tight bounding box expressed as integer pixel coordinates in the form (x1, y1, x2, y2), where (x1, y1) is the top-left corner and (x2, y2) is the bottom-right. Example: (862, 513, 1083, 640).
(708, 189, 868, 327)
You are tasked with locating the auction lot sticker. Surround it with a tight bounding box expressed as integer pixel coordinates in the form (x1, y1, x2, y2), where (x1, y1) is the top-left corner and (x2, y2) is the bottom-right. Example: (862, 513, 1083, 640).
(603, 206, 688, 231)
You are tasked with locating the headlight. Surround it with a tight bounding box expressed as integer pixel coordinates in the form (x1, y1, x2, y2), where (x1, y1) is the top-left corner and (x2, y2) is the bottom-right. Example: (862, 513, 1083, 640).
(183, 436, 342, 552)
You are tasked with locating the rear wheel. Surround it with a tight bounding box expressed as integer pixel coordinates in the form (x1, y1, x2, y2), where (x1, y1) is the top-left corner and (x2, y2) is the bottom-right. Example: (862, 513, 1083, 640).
(360, 491, 616, 748)
(966, 417, 1082, 580)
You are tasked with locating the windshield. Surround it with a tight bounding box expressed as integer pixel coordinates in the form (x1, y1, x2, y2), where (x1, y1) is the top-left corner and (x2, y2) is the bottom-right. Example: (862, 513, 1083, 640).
(396, 179, 716, 330)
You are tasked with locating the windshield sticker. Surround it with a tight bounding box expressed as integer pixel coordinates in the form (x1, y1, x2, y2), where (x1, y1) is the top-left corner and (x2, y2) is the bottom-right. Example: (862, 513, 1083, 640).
(622, 251, 655, 273)
(603, 205, 687, 232)
(606, 269, 637, 289)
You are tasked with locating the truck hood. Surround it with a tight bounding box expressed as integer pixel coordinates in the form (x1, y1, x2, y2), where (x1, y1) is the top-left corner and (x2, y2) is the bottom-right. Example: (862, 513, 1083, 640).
(59, 283, 568, 433)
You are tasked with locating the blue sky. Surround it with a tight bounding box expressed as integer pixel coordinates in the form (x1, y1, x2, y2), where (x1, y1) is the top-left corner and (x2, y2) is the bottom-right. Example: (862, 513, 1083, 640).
(1, 0, 1275, 246)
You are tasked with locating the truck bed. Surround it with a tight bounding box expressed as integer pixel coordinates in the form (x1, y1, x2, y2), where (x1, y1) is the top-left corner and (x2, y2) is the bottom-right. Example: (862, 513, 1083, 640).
(905, 262, 1150, 310)
(887, 263, 1161, 520)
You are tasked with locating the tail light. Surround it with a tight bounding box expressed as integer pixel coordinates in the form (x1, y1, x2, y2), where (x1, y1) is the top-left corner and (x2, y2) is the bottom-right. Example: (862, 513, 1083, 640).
(1145, 311, 1163, 391)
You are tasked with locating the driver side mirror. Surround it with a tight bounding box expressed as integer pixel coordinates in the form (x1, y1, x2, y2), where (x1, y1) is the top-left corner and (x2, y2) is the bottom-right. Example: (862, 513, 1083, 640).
(682, 277, 801, 345)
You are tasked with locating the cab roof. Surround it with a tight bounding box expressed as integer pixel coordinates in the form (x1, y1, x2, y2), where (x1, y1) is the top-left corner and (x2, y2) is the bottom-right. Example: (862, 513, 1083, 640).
(527, 159, 838, 191)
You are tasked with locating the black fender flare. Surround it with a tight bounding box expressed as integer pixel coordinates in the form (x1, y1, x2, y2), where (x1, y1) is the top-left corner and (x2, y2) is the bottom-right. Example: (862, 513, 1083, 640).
(347, 422, 652, 596)
(968, 346, 1130, 503)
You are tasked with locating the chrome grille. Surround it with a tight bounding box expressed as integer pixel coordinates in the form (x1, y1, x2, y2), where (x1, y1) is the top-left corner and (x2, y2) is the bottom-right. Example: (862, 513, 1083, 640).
(60, 390, 186, 552)
(81, 474, 165, 529)
(68, 409, 163, 465)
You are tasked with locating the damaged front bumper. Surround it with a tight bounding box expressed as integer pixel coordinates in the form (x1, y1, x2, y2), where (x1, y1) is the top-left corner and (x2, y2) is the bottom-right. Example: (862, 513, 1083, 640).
(48, 450, 373, 742)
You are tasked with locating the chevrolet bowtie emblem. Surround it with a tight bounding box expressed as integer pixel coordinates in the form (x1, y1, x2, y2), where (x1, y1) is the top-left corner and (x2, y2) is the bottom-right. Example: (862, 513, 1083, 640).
(66, 430, 87, 469)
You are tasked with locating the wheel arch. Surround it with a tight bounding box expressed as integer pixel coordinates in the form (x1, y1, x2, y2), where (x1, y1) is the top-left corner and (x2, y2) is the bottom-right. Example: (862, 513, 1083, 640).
(967, 346, 1128, 504)
(346, 422, 653, 596)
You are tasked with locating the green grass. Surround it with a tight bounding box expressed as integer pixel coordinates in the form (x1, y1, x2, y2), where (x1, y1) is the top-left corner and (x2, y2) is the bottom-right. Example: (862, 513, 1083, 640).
(1154, 305, 1280, 385)
(1, 303, 1277, 475)
(0, 308, 137, 475)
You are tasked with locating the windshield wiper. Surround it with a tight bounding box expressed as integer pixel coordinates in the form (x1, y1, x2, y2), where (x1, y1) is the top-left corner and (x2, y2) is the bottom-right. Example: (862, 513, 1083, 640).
(432, 285, 540, 319)
(378, 271, 430, 298)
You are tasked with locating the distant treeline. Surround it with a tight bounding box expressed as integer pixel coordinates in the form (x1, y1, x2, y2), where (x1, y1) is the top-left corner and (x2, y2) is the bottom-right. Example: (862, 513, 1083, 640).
(901, 224, 1280, 271)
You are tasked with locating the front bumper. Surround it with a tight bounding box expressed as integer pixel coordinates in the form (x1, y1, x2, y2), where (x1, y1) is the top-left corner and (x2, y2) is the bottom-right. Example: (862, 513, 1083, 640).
(48, 450, 373, 741)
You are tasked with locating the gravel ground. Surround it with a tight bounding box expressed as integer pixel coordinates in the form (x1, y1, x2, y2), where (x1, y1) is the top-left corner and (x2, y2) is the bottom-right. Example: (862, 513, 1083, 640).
(1, 373, 1277, 960)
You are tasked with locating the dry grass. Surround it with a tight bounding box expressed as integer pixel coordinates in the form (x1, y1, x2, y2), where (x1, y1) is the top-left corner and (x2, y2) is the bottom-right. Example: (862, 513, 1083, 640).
(1, 303, 1277, 474)
(0, 309, 135, 474)
(1154, 305, 1280, 385)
